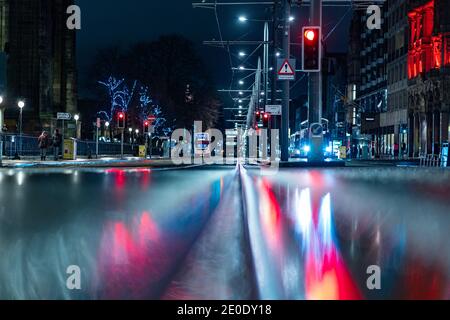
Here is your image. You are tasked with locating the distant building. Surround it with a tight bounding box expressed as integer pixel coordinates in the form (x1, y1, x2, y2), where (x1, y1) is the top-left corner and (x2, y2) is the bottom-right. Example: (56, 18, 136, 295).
(346, 0, 450, 158)
(378, 0, 410, 157)
(346, 7, 388, 157)
(0, 0, 77, 134)
(322, 52, 348, 141)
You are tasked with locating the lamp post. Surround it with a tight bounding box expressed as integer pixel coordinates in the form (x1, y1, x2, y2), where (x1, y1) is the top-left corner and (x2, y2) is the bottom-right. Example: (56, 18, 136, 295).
(18, 101, 25, 157)
(74, 114, 80, 139)
(105, 121, 110, 142)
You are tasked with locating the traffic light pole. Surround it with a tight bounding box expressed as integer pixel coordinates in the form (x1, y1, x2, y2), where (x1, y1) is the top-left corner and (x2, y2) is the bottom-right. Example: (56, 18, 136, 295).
(281, 0, 290, 162)
(121, 129, 124, 159)
(308, 0, 324, 161)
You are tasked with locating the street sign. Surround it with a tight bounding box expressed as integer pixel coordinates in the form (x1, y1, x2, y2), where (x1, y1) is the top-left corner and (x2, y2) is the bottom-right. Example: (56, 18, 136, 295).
(310, 123, 324, 138)
(265, 105, 282, 116)
(277, 59, 296, 81)
(57, 112, 72, 120)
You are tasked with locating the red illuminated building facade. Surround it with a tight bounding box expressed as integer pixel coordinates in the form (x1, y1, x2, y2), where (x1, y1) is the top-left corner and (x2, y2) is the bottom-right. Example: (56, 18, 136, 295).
(407, 0, 450, 156)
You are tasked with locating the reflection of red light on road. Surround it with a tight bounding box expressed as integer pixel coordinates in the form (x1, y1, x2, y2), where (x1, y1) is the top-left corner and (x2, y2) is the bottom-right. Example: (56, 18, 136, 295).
(259, 179, 283, 254)
(398, 258, 447, 300)
(304, 193, 362, 300)
(98, 211, 164, 299)
(139, 212, 160, 244)
(106, 169, 126, 189)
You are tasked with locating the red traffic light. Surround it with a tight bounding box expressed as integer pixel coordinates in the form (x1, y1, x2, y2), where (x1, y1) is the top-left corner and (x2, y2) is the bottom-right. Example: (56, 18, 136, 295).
(263, 113, 269, 119)
(144, 121, 149, 126)
(304, 30, 316, 41)
(118, 112, 124, 119)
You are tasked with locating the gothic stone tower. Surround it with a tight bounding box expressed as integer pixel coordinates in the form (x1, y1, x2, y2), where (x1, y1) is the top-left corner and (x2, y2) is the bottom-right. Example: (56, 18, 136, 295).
(1, 0, 77, 133)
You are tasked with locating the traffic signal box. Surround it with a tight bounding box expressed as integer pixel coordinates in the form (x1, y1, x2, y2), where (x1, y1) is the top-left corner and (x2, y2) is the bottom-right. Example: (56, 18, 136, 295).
(117, 112, 126, 129)
(262, 112, 270, 128)
(302, 26, 322, 72)
(143, 120, 150, 134)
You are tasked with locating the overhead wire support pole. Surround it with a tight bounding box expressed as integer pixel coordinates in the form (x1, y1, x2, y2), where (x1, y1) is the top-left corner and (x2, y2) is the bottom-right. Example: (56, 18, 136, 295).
(280, 0, 290, 162)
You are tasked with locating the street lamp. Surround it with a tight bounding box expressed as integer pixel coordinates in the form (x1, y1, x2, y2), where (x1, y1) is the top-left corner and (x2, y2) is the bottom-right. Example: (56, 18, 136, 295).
(238, 51, 246, 57)
(74, 114, 80, 139)
(104, 121, 110, 142)
(18, 101, 25, 157)
(239, 80, 244, 85)
(238, 16, 248, 23)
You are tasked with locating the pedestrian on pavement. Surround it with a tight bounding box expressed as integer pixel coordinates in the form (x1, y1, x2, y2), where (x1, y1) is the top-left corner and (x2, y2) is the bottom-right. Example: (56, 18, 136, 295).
(394, 142, 399, 159)
(38, 131, 50, 161)
(401, 142, 407, 159)
(53, 129, 63, 161)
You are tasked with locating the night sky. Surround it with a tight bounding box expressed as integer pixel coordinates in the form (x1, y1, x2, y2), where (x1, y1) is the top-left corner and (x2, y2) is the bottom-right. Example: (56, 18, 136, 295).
(76, 0, 351, 97)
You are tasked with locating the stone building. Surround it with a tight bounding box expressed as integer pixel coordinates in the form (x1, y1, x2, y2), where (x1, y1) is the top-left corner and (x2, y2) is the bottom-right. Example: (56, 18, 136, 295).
(0, 0, 77, 134)
(407, 0, 450, 156)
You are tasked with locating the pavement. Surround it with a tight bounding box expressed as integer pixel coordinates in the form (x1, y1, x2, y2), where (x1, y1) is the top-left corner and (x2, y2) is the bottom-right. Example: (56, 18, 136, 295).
(0, 156, 179, 169)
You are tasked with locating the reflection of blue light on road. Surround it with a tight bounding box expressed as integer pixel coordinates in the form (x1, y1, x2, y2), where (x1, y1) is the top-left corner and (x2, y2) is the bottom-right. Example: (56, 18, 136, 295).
(294, 188, 312, 245)
(318, 194, 334, 247)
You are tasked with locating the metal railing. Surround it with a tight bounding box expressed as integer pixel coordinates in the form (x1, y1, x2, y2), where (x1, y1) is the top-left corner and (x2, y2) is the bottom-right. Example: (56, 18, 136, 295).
(419, 153, 445, 167)
(0, 134, 137, 158)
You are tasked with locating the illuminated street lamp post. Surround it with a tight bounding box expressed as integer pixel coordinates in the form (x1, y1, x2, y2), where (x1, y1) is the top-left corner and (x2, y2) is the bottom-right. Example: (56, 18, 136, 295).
(18, 101, 25, 157)
(74, 114, 80, 139)
(105, 121, 110, 142)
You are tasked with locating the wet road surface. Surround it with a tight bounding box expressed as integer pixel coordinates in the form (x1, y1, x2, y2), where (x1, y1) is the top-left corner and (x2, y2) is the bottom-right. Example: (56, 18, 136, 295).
(0, 165, 449, 300)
